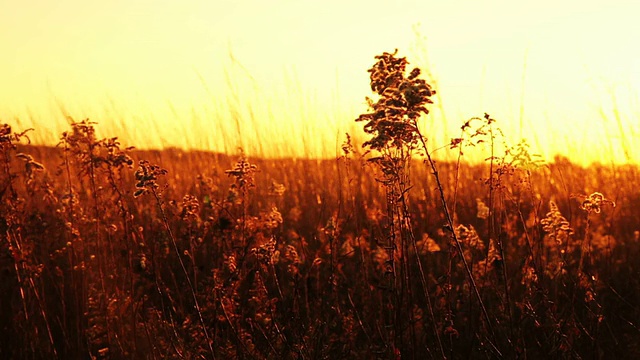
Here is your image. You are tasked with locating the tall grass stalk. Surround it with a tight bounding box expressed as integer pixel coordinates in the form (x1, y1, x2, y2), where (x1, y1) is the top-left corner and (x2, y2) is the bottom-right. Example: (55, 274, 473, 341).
(134, 160, 216, 359)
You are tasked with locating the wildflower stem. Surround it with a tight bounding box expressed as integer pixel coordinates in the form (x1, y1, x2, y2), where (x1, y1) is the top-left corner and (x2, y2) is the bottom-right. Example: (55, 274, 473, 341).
(150, 187, 216, 359)
(413, 122, 500, 352)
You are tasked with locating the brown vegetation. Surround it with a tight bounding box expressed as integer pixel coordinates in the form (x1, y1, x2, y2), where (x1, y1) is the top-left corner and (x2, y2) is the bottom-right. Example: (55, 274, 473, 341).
(1, 52, 639, 359)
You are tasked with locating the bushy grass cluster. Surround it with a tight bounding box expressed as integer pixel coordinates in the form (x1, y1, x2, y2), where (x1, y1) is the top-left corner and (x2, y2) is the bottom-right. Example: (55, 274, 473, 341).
(1, 52, 639, 359)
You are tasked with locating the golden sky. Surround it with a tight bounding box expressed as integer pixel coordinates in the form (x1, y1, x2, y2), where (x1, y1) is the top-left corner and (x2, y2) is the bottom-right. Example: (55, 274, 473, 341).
(1, 0, 638, 163)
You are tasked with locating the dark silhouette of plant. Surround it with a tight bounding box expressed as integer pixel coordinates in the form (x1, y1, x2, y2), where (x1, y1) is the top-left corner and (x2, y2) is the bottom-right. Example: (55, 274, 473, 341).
(356, 49, 444, 358)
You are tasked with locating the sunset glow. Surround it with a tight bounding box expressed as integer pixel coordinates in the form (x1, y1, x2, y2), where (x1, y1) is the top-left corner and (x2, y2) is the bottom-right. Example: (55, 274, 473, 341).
(4, 2, 640, 357)
(2, 0, 639, 163)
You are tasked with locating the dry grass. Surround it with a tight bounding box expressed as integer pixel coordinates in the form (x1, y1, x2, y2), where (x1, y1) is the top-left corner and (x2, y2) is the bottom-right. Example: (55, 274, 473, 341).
(1, 52, 640, 359)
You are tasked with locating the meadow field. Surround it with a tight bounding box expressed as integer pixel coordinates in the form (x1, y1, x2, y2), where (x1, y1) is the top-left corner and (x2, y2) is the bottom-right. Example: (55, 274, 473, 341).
(2, 52, 639, 359)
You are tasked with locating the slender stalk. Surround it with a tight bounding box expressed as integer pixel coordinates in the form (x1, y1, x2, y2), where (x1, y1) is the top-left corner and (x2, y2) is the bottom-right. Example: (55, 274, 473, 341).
(413, 123, 499, 352)
(150, 187, 216, 359)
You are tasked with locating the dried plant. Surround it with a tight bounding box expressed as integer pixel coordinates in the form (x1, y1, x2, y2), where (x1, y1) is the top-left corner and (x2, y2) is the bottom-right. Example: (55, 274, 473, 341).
(0, 49, 639, 359)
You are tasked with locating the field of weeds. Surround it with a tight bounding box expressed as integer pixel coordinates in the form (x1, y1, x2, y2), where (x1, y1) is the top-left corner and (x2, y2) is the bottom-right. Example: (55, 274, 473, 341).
(2, 52, 640, 359)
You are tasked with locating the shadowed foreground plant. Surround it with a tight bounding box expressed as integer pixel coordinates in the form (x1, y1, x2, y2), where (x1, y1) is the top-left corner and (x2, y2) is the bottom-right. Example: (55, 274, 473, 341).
(134, 160, 216, 359)
(0, 124, 58, 358)
(356, 49, 445, 358)
(355, 50, 520, 358)
(2, 47, 640, 360)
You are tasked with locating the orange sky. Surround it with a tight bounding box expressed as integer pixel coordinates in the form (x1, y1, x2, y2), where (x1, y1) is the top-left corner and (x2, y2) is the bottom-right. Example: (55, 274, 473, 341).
(1, 0, 638, 163)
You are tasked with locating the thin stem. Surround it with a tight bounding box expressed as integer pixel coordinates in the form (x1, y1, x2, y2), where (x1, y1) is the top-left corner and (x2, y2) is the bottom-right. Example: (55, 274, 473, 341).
(150, 188, 216, 359)
(413, 123, 500, 353)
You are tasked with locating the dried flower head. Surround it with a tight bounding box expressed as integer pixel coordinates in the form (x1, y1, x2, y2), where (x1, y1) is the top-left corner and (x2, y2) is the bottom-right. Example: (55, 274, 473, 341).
(415, 233, 441, 255)
(455, 224, 485, 252)
(268, 181, 286, 196)
(356, 49, 435, 152)
(578, 192, 616, 214)
(541, 201, 573, 246)
(133, 160, 168, 198)
(476, 198, 490, 219)
(225, 157, 258, 190)
(1, 124, 33, 151)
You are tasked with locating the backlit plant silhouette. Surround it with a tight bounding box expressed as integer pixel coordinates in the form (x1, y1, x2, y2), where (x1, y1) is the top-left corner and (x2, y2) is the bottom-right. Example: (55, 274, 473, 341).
(0, 50, 637, 360)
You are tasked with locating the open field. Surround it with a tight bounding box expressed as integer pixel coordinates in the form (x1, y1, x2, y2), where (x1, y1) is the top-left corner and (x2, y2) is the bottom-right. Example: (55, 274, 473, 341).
(2, 123, 640, 359)
(2, 52, 640, 359)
